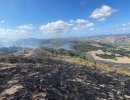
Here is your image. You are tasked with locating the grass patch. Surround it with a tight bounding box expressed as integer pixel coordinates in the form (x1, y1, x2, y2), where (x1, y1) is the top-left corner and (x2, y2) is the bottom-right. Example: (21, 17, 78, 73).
(60, 56, 130, 75)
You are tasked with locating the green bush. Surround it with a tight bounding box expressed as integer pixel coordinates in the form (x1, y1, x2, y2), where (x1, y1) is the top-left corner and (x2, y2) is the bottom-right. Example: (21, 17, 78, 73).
(96, 54, 117, 60)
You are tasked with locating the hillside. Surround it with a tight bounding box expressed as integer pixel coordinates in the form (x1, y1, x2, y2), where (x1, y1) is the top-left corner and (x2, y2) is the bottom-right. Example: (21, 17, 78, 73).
(0, 48, 130, 100)
(0, 35, 130, 100)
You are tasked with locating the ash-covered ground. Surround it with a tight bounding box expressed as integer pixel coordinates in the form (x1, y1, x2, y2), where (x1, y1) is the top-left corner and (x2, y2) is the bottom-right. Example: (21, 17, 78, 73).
(0, 59, 130, 100)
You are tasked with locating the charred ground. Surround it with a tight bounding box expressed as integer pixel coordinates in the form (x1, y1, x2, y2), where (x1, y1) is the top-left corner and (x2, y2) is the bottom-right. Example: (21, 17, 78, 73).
(0, 48, 130, 100)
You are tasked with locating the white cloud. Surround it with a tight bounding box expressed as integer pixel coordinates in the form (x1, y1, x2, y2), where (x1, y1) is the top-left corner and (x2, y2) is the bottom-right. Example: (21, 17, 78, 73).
(40, 19, 94, 33)
(70, 19, 89, 24)
(0, 28, 29, 39)
(92, 22, 130, 35)
(121, 22, 130, 30)
(90, 5, 117, 21)
(123, 24, 126, 26)
(0, 20, 6, 23)
(80, 1, 87, 5)
(71, 19, 94, 31)
(122, 22, 130, 27)
(18, 24, 34, 30)
(0, 24, 35, 39)
(40, 20, 71, 34)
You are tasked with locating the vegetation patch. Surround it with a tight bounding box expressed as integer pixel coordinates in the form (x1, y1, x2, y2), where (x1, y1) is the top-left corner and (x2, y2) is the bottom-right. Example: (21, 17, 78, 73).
(40, 47, 130, 75)
(73, 41, 100, 52)
(106, 49, 130, 58)
(0, 47, 20, 55)
(96, 54, 117, 60)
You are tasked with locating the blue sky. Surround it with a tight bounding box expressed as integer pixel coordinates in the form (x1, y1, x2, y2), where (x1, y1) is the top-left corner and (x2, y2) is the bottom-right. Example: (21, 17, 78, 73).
(0, 0, 130, 39)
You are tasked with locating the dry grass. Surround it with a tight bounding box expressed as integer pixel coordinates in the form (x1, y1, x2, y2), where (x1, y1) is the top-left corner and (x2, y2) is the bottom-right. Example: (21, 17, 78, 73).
(59, 55, 130, 76)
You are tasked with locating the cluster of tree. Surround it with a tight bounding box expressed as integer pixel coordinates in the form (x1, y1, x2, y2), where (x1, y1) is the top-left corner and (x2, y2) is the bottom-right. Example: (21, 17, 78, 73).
(98, 43, 130, 58)
(96, 54, 117, 60)
(40, 47, 86, 59)
(99, 42, 114, 48)
(73, 41, 100, 52)
(111, 49, 130, 57)
(0, 55, 43, 63)
(102, 49, 130, 58)
(0, 47, 21, 55)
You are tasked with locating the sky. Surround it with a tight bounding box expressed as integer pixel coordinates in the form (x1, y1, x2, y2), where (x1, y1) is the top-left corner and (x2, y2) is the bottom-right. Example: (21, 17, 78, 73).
(0, 0, 130, 39)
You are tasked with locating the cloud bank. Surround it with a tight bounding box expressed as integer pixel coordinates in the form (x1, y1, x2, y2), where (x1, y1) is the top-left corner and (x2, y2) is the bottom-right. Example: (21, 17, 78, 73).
(0, 24, 34, 39)
(40, 19, 94, 34)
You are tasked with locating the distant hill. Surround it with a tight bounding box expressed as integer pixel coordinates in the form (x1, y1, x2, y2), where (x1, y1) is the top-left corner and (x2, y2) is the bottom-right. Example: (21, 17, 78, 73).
(95, 34, 130, 46)
(0, 33, 130, 48)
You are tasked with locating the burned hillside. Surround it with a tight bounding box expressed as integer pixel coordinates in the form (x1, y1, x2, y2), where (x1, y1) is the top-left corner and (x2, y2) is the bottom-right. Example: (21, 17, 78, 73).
(0, 57, 130, 100)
